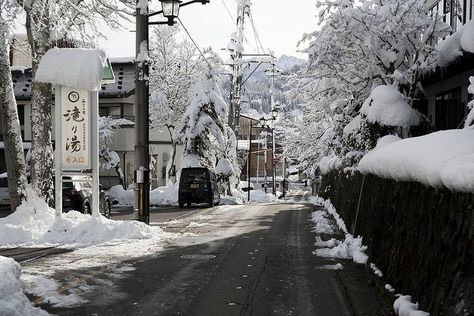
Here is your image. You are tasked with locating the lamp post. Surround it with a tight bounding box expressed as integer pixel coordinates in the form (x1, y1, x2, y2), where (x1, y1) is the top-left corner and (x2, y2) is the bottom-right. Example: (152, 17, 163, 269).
(259, 108, 278, 196)
(247, 118, 262, 202)
(134, 0, 209, 224)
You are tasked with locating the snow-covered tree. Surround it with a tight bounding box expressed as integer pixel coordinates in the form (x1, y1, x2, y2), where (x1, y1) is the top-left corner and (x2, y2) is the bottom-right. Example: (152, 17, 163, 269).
(149, 26, 199, 184)
(14, 0, 134, 205)
(0, 0, 28, 210)
(287, 0, 450, 175)
(179, 64, 227, 171)
(98, 116, 131, 186)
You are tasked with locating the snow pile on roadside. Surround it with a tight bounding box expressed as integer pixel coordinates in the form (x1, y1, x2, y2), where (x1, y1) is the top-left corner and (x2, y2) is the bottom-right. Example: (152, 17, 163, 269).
(394, 295, 429, 316)
(0, 256, 49, 316)
(311, 210, 336, 235)
(358, 129, 474, 192)
(0, 191, 166, 247)
(248, 189, 280, 203)
(309, 196, 368, 264)
(109, 184, 178, 206)
(150, 183, 178, 206)
(315, 235, 368, 264)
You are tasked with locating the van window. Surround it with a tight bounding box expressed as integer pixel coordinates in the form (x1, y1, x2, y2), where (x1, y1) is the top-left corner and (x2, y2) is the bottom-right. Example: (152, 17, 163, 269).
(181, 169, 208, 183)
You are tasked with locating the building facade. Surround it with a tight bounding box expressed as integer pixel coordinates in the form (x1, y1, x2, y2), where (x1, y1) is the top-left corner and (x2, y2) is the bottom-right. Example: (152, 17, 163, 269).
(421, 1, 474, 130)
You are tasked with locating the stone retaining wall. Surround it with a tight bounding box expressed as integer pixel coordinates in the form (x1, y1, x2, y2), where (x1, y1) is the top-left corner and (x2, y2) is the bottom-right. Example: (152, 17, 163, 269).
(319, 171, 474, 315)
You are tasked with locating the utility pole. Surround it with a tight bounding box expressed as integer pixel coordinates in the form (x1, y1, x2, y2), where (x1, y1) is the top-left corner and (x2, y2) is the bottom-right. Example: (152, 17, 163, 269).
(228, 0, 251, 134)
(134, 0, 150, 224)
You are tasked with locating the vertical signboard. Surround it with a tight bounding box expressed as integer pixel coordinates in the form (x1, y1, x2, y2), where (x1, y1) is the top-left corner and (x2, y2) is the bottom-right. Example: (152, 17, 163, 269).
(61, 87, 90, 170)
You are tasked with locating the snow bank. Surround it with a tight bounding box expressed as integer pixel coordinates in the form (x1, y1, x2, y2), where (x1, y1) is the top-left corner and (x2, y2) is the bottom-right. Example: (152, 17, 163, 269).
(393, 295, 429, 316)
(0, 256, 49, 315)
(109, 184, 178, 206)
(360, 85, 419, 127)
(0, 191, 164, 247)
(248, 189, 280, 203)
(36, 48, 106, 91)
(358, 129, 474, 192)
(438, 19, 474, 66)
(310, 196, 368, 264)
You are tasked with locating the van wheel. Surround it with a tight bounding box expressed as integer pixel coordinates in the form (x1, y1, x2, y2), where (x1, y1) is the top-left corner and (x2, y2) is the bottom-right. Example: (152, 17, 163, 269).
(208, 199, 213, 208)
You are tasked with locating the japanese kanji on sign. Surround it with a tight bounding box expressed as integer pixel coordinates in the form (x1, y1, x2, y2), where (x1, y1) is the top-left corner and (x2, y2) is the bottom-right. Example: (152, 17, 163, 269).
(61, 87, 90, 169)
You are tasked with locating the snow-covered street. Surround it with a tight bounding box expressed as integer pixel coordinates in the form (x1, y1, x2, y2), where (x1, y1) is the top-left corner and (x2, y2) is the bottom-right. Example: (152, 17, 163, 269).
(0, 189, 396, 315)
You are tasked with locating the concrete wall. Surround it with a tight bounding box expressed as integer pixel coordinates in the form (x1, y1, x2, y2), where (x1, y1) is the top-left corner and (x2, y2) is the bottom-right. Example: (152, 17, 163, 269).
(319, 171, 474, 315)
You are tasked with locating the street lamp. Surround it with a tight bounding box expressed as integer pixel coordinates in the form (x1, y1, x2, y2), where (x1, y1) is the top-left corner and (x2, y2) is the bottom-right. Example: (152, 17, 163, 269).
(134, 0, 209, 224)
(259, 110, 278, 196)
(272, 107, 278, 119)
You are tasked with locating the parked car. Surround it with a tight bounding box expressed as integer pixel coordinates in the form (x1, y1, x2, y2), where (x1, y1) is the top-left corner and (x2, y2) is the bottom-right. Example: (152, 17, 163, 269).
(240, 180, 255, 192)
(0, 174, 9, 206)
(62, 176, 112, 218)
(0, 174, 111, 217)
(178, 167, 220, 208)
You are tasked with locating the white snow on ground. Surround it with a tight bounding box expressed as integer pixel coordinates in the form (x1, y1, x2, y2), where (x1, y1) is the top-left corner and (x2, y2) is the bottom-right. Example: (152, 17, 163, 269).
(109, 184, 278, 206)
(394, 295, 430, 316)
(0, 189, 174, 313)
(316, 263, 344, 270)
(310, 196, 429, 316)
(309, 196, 368, 264)
(109, 184, 178, 206)
(35, 48, 106, 91)
(0, 192, 166, 247)
(187, 222, 209, 228)
(386, 284, 396, 293)
(0, 256, 49, 316)
(358, 129, 474, 192)
(370, 263, 383, 277)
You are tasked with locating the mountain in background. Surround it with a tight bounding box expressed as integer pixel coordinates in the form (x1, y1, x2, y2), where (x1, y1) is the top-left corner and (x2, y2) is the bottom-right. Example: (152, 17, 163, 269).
(239, 54, 306, 115)
(276, 54, 306, 72)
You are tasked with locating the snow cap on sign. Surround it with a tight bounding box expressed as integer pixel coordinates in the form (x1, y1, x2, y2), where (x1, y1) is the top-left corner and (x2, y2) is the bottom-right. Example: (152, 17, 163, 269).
(35, 48, 107, 91)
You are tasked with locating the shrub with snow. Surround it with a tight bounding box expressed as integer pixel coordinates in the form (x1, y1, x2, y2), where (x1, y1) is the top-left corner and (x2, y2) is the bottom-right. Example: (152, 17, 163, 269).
(360, 85, 420, 128)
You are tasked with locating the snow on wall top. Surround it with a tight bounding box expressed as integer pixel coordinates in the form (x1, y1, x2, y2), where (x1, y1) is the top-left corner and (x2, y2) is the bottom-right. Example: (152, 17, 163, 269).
(358, 129, 474, 192)
(360, 85, 420, 127)
(35, 48, 106, 91)
(438, 19, 474, 66)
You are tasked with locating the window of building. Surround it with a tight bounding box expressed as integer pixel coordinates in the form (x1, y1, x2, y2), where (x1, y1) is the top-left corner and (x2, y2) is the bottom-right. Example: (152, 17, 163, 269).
(435, 88, 465, 130)
(99, 104, 122, 118)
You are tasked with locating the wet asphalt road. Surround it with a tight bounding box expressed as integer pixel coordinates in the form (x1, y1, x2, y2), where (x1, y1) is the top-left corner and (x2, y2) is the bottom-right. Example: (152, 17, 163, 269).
(40, 194, 392, 316)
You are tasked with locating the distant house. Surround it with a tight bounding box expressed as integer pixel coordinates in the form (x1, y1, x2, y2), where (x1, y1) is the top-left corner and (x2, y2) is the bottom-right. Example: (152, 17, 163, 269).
(420, 1, 474, 130)
(238, 114, 282, 188)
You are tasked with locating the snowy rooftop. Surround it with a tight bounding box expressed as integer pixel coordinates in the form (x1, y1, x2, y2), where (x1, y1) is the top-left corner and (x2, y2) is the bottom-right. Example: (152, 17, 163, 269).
(12, 59, 135, 101)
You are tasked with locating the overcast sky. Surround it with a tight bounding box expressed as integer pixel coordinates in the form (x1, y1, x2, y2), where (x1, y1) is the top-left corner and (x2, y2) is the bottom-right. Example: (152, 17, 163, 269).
(99, 0, 317, 60)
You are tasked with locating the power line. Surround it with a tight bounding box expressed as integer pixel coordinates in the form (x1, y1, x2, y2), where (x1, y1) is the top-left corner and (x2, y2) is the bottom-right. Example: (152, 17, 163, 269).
(178, 17, 231, 90)
(248, 11, 267, 54)
(220, 0, 235, 22)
